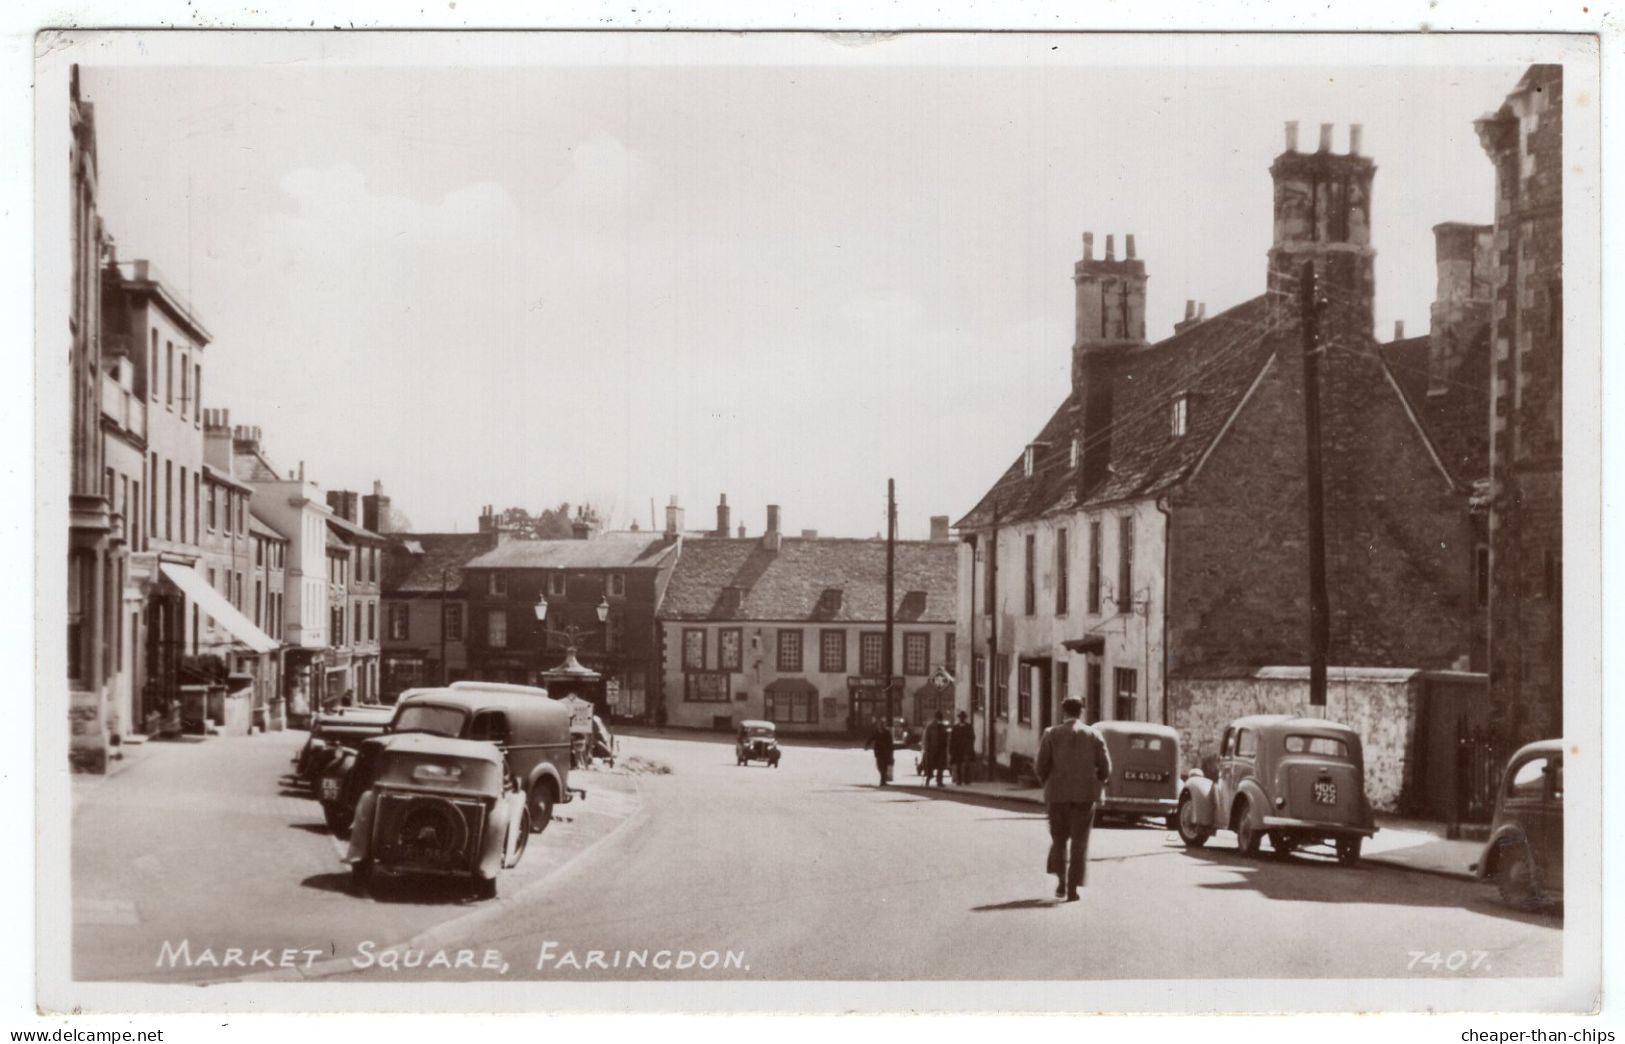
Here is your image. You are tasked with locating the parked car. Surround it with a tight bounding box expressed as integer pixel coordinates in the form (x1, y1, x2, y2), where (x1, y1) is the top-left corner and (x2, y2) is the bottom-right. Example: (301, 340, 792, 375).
(1473, 739, 1563, 906)
(291, 703, 396, 791)
(1176, 714, 1376, 864)
(320, 684, 580, 838)
(1095, 721, 1181, 828)
(343, 732, 530, 899)
(735, 720, 781, 767)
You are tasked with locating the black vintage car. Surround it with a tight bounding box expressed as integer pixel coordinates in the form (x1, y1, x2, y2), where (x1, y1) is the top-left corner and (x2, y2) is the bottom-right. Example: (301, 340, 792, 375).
(292, 704, 395, 791)
(735, 720, 781, 767)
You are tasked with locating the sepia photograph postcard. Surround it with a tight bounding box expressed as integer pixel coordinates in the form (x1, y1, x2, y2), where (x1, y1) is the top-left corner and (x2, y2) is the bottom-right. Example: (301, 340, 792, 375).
(28, 23, 1605, 1016)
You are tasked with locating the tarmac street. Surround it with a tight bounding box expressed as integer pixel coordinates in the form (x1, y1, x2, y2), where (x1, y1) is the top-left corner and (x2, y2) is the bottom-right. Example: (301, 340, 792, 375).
(70, 728, 1561, 984)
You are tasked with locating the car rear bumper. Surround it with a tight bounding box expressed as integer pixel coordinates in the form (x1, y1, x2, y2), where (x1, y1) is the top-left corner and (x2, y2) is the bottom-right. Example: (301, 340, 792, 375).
(1262, 815, 1376, 837)
(1100, 796, 1177, 816)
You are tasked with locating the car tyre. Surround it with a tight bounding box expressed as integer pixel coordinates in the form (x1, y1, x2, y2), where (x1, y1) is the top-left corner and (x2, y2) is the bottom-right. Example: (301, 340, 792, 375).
(1234, 801, 1262, 856)
(473, 876, 498, 901)
(1494, 841, 1539, 906)
(322, 800, 352, 840)
(1335, 836, 1363, 866)
(1176, 795, 1209, 848)
(528, 781, 556, 835)
(349, 860, 371, 897)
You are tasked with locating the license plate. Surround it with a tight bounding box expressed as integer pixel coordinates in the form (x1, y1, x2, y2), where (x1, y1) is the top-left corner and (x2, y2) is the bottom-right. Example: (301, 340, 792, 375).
(321, 779, 340, 801)
(1123, 770, 1166, 782)
(1312, 779, 1338, 805)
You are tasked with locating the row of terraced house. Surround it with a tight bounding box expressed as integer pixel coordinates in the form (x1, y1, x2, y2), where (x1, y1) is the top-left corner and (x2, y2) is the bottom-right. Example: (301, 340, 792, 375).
(66, 68, 391, 770)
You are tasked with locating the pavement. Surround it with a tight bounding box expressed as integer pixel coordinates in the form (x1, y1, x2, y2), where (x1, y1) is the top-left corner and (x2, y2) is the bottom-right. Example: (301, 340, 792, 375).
(887, 775, 1486, 880)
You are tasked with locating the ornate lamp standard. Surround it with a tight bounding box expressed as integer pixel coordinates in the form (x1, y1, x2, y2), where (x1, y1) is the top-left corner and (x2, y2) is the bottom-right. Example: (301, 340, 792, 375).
(532, 592, 610, 679)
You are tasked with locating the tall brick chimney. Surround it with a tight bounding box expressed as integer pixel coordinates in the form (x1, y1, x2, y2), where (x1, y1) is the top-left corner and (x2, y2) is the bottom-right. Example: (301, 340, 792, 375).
(362, 479, 391, 534)
(762, 504, 782, 552)
(1428, 222, 1494, 396)
(1072, 231, 1147, 496)
(663, 496, 684, 541)
(1266, 122, 1376, 335)
(326, 489, 360, 523)
(715, 494, 731, 537)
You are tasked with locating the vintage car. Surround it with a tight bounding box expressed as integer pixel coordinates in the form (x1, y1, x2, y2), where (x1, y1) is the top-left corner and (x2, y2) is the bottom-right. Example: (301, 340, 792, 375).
(291, 703, 395, 791)
(343, 732, 530, 899)
(1095, 721, 1181, 827)
(1176, 714, 1376, 864)
(320, 684, 579, 838)
(1473, 739, 1563, 906)
(735, 720, 781, 767)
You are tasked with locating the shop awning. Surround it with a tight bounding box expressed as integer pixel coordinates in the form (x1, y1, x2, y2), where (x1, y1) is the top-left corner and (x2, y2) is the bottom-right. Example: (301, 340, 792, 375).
(158, 562, 278, 654)
(764, 677, 818, 695)
(1061, 634, 1106, 655)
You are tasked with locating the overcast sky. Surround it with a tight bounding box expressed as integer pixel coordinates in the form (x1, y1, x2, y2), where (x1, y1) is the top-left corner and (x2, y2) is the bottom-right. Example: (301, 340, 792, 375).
(80, 44, 1521, 539)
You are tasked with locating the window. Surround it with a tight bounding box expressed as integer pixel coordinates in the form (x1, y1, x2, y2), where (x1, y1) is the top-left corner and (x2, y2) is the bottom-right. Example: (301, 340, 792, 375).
(684, 671, 730, 702)
(1056, 528, 1070, 615)
(605, 611, 624, 653)
(1113, 667, 1138, 720)
(178, 466, 187, 541)
(1235, 727, 1258, 758)
(859, 632, 885, 676)
(444, 604, 464, 642)
(548, 573, 567, 597)
(131, 480, 140, 549)
(819, 630, 845, 673)
(367, 602, 376, 642)
(237, 497, 244, 534)
(468, 711, 510, 745)
(1285, 735, 1349, 758)
(487, 610, 508, 648)
(903, 633, 929, 676)
(609, 573, 626, 597)
(1129, 736, 1164, 751)
(1070, 437, 1081, 469)
(233, 571, 242, 609)
(1088, 520, 1102, 614)
(208, 487, 217, 531)
(971, 654, 986, 712)
(194, 363, 203, 425)
(765, 689, 818, 724)
(777, 629, 803, 672)
(388, 604, 409, 641)
(719, 628, 743, 671)
(995, 654, 1010, 719)
(1171, 395, 1189, 438)
(149, 330, 159, 400)
(488, 572, 507, 597)
(254, 580, 263, 627)
(1056, 661, 1069, 705)
(944, 633, 956, 674)
(682, 629, 707, 670)
(983, 543, 997, 615)
(1023, 533, 1036, 615)
(1117, 515, 1135, 611)
(193, 472, 200, 544)
(1017, 663, 1032, 724)
(1023, 445, 1035, 478)
(331, 603, 345, 646)
(166, 341, 174, 405)
(180, 352, 189, 417)
(164, 460, 173, 539)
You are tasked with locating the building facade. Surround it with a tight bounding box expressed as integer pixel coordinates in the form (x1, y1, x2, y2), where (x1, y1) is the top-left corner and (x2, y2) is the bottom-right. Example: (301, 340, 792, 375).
(658, 505, 958, 735)
(380, 531, 498, 701)
(326, 490, 386, 704)
(1476, 65, 1565, 748)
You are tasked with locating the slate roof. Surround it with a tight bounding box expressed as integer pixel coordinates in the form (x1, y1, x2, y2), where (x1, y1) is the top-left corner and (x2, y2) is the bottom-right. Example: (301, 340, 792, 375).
(1379, 331, 1491, 487)
(957, 295, 1277, 528)
(464, 533, 677, 571)
(248, 513, 287, 542)
(326, 513, 385, 545)
(233, 446, 286, 483)
(383, 532, 500, 595)
(659, 537, 958, 623)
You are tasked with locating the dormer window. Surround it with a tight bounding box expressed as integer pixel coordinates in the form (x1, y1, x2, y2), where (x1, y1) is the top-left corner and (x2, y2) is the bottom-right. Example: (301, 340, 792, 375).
(1023, 445, 1035, 478)
(1171, 395, 1190, 438)
(1070, 437, 1081, 469)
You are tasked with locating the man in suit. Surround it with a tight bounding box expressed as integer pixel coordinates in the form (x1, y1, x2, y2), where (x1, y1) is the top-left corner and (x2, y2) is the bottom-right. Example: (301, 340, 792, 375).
(1035, 696, 1112, 901)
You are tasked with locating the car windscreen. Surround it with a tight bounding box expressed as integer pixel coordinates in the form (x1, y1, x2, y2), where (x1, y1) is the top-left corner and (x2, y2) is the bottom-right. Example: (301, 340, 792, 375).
(1284, 734, 1349, 758)
(392, 704, 469, 738)
(745, 727, 773, 738)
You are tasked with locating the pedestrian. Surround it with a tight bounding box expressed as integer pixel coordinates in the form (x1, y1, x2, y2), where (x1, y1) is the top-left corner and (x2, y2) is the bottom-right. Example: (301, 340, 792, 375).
(949, 710, 976, 785)
(864, 715, 895, 786)
(1035, 696, 1112, 902)
(921, 711, 950, 786)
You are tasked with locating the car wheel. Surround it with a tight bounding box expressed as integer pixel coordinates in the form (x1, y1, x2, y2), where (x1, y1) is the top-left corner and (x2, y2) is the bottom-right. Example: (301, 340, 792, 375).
(513, 807, 531, 864)
(473, 876, 498, 901)
(1176, 795, 1209, 848)
(528, 781, 557, 835)
(322, 800, 352, 840)
(1335, 836, 1363, 866)
(1270, 832, 1296, 858)
(1494, 841, 1538, 906)
(349, 860, 371, 897)
(1235, 801, 1262, 856)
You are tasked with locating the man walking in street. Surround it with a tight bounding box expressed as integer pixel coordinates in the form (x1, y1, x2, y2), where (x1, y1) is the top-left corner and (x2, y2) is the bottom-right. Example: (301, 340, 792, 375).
(864, 715, 895, 786)
(1035, 696, 1111, 902)
(921, 711, 950, 786)
(949, 710, 975, 785)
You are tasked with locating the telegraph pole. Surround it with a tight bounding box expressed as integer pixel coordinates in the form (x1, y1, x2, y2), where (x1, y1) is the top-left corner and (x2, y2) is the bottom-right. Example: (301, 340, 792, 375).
(985, 504, 999, 777)
(883, 479, 897, 725)
(1299, 261, 1330, 707)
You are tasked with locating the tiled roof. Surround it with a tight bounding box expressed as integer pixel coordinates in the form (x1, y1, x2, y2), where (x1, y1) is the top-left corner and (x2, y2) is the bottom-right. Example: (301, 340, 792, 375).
(957, 295, 1277, 528)
(248, 513, 286, 541)
(383, 532, 500, 595)
(464, 534, 677, 571)
(1380, 332, 1491, 487)
(234, 448, 285, 483)
(659, 537, 958, 623)
(326, 513, 385, 544)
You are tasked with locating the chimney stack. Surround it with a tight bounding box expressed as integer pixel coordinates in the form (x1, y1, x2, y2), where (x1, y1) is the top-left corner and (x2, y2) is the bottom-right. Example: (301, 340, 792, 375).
(1174, 299, 1208, 336)
(1284, 121, 1299, 152)
(737, 523, 746, 539)
(929, 515, 951, 542)
(762, 504, 782, 552)
(1267, 122, 1377, 334)
(1072, 230, 1146, 498)
(1428, 222, 1494, 396)
(362, 480, 391, 534)
(716, 494, 731, 537)
(664, 495, 684, 540)
(326, 490, 360, 523)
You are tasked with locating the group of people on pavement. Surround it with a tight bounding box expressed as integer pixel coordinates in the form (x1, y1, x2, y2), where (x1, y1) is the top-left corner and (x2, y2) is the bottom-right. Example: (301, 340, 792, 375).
(862, 697, 1112, 903)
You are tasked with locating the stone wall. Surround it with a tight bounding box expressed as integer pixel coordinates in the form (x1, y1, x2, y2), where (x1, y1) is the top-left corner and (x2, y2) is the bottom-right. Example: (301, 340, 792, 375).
(1168, 668, 1423, 812)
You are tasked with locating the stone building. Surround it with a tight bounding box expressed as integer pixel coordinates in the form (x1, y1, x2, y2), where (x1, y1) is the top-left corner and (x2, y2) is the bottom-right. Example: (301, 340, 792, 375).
(955, 123, 1480, 786)
(1476, 65, 1565, 747)
(380, 530, 499, 700)
(325, 490, 386, 704)
(657, 504, 958, 735)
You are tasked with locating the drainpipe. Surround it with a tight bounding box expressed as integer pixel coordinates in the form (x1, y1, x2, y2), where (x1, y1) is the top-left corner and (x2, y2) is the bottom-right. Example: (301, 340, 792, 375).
(985, 507, 1000, 779)
(1155, 496, 1172, 727)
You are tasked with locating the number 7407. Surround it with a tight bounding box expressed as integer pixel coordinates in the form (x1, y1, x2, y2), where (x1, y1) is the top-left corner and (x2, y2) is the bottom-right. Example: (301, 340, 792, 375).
(1407, 951, 1491, 972)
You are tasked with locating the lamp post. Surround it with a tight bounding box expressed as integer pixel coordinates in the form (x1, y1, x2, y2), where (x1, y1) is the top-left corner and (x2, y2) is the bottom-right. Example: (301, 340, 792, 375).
(533, 592, 610, 675)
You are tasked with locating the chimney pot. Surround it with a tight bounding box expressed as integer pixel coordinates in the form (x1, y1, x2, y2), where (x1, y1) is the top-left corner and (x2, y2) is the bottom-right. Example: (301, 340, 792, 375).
(737, 523, 746, 539)
(1285, 121, 1299, 152)
(1318, 123, 1334, 152)
(1125, 234, 1137, 260)
(1197, 302, 1206, 320)
(1104, 234, 1116, 261)
(1349, 124, 1364, 156)
(1082, 232, 1094, 261)
(1394, 319, 1405, 340)
(1184, 299, 1196, 321)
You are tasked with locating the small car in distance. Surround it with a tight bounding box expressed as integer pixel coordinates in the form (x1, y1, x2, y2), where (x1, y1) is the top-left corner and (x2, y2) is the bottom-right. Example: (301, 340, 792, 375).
(292, 704, 395, 791)
(1095, 721, 1181, 828)
(343, 732, 530, 900)
(1176, 715, 1376, 864)
(1473, 739, 1563, 907)
(736, 720, 781, 767)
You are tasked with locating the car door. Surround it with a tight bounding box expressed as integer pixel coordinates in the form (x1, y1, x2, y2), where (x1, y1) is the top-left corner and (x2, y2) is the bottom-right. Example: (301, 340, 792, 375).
(1501, 753, 1550, 873)
(1542, 755, 1564, 891)
(1215, 727, 1238, 824)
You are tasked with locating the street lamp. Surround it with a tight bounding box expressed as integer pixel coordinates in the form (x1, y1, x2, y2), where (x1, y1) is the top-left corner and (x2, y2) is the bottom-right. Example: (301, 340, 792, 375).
(533, 593, 610, 625)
